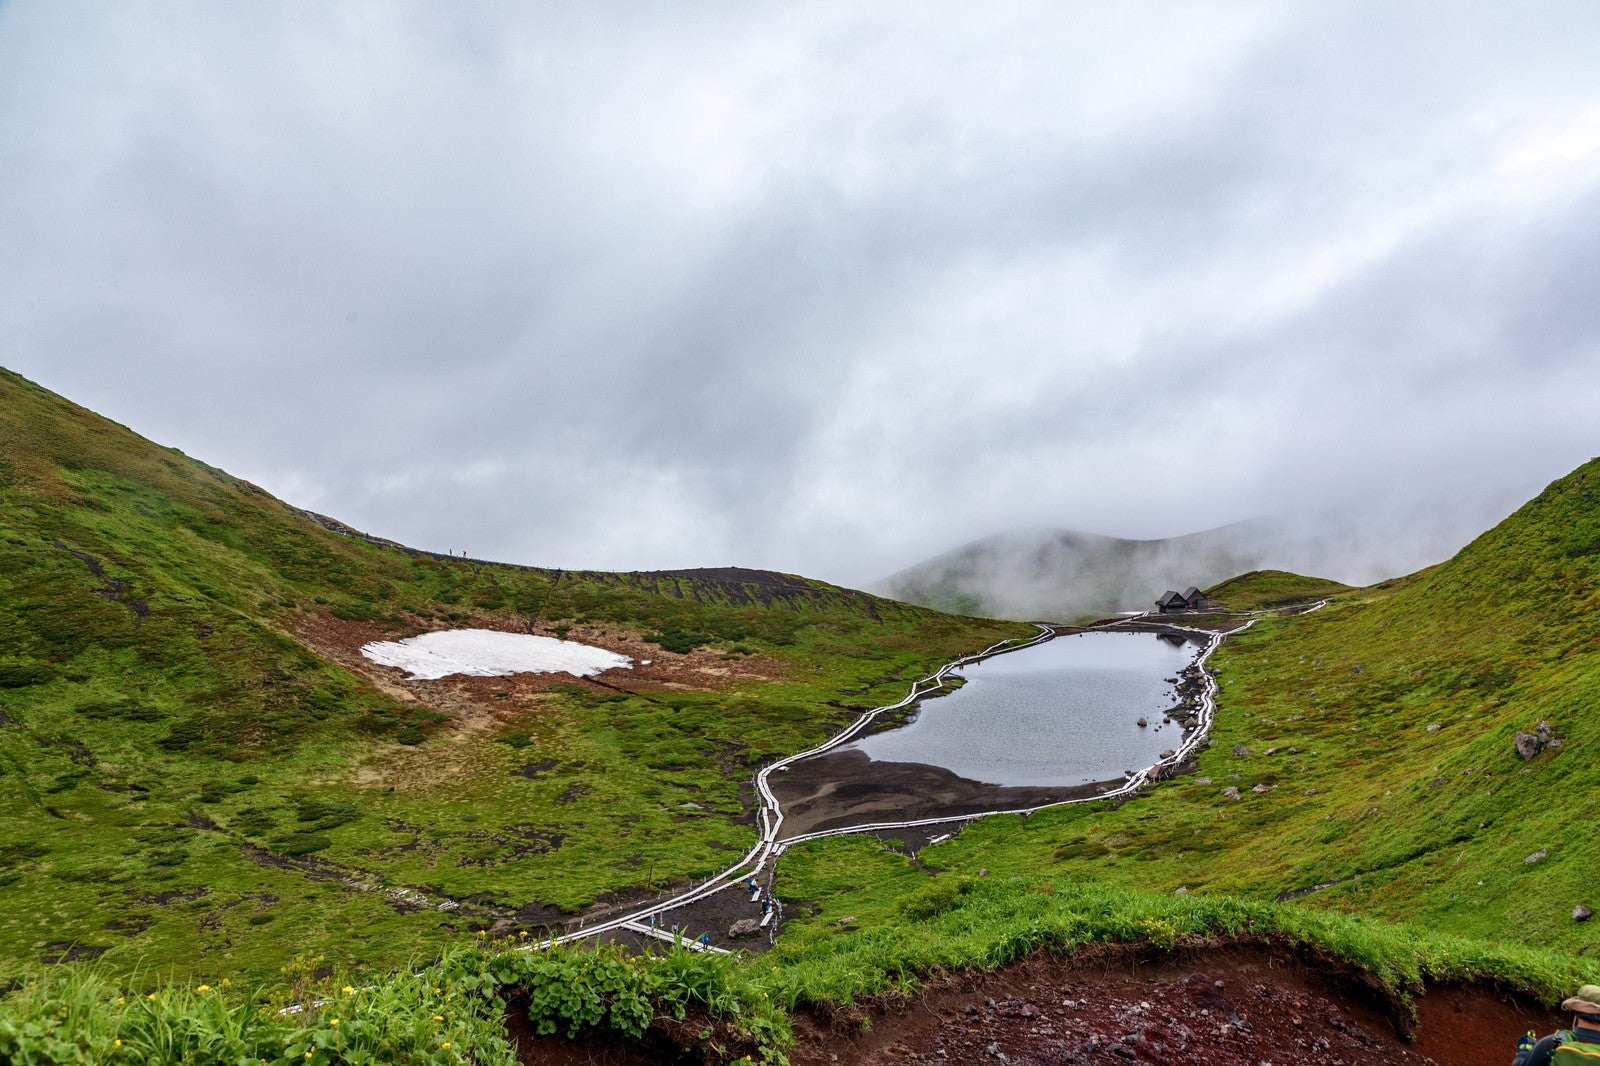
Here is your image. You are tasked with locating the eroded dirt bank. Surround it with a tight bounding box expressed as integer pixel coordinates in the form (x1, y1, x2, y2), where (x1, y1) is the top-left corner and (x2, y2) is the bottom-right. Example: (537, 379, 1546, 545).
(511, 940, 1564, 1065)
(786, 941, 1562, 1066)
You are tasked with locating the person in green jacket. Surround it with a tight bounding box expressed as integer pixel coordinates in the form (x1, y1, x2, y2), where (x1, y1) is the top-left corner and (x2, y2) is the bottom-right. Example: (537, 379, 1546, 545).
(1513, 985, 1600, 1065)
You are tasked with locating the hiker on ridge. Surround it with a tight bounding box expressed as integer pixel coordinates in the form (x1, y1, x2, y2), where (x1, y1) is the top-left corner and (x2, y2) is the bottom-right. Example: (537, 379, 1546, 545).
(1512, 985, 1600, 1065)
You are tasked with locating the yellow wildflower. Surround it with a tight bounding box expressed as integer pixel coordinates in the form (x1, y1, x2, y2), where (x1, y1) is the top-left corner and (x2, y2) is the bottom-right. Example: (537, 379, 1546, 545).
(342, 985, 356, 996)
(113, 1039, 122, 1048)
(115, 996, 125, 1005)
(197, 985, 211, 993)
(146, 993, 157, 1001)
(329, 1018, 340, 1027)
(433, 1015, 444, 1022)
(441, 1042, 452, 1049)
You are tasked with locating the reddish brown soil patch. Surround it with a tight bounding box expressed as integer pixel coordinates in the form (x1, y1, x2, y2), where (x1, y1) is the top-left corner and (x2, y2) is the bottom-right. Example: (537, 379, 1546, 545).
(288, 612, 777, 716)
(787, 942, 1563, 1066)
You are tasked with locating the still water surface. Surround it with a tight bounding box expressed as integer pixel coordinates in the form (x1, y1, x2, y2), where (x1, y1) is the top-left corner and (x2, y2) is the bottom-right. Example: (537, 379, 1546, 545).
(846, 632, 1200, 787)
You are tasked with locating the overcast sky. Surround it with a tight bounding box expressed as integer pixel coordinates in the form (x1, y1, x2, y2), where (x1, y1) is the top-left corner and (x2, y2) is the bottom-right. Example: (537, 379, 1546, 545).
(3, 2, 1597, 588)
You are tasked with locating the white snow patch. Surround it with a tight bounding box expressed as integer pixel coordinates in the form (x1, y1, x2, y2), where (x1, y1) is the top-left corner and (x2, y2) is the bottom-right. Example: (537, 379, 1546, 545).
(360, 629, 632, 681)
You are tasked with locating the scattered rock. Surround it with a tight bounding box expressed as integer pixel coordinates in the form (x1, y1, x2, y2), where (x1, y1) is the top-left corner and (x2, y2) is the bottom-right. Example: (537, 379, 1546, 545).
(1221, 786, 1240, 800)
(1575, 906, 1593, 922)
(1425, 723, 1442, 732)
(1159, 749, 1175, 760)
(838, 916, 856, 927)
(1137, 717, 1148, 728)
(1174, 886, 1189, 895)
(1195, 777, 1212, 785)
(1251, 784, 1270, 794)
(729, 918, 763, 938)
(1515, 731, 1545, 761)
(1232, 745, 1252, 757)
(1525, 849, 1550, 865)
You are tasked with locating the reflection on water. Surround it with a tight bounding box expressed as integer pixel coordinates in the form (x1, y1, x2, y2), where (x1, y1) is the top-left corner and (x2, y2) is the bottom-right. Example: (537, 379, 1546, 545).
(846, 631, 1199, 787)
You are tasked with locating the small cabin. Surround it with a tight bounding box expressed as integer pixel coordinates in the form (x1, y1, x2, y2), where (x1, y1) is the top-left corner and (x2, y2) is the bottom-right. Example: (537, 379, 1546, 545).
(1155, 587, 1209, 614)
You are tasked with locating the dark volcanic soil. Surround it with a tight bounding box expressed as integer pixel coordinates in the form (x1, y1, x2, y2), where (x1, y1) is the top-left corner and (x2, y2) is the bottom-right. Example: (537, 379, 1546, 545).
(786, 942, 1562, 1066)
(510, 940, 1563, 1065)
(771, 749, 1118, 838)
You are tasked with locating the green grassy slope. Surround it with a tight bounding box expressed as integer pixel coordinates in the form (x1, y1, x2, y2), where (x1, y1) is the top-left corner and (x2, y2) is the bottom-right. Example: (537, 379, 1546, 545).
(0, 367, 1026, 983)
(775, 458, 1600, 966)
(1204, 568, 1353, 610)
(5, 369, 1597, 1062)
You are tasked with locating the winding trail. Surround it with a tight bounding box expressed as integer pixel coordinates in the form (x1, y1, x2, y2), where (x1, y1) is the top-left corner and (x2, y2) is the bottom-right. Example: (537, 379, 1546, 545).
(541, 604, 1326, 951)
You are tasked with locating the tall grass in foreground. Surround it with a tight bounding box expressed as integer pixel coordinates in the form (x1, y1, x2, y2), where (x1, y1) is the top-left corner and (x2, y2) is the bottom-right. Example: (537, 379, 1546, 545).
(0, 940, 789, 1065)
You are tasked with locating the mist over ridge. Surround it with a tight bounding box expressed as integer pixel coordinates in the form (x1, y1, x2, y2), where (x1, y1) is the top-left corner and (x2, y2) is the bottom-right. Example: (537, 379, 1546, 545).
(878, 502, 1485, 620)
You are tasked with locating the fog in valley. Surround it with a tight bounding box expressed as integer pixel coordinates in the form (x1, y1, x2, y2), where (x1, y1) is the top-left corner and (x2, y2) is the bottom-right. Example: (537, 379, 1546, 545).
(878, 501, 1491, 620)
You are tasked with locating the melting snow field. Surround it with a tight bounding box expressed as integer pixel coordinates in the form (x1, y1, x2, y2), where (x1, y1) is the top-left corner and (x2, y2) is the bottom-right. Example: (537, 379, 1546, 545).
(359, 629, 633, 681)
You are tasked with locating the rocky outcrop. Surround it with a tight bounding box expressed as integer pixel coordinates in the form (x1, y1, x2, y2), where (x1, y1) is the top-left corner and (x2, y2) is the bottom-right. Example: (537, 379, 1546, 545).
(1515, 721, 1557, 761)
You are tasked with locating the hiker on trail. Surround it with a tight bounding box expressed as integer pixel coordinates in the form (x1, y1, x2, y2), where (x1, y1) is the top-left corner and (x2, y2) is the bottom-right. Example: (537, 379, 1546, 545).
(1512, 984, 1600, 1065)
(698, 933, 711, 947)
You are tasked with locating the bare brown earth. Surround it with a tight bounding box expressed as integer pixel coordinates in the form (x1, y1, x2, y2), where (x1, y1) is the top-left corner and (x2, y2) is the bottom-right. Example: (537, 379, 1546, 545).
(510, 940, 1565, 1065)
(288, 612, 777, 723)
(771, 749, 1119, 838)
(785, 941, 1562, 1066)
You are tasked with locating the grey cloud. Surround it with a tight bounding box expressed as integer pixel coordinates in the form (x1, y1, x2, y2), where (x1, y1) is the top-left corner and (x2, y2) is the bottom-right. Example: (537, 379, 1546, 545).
(3, 2, 1598, 587)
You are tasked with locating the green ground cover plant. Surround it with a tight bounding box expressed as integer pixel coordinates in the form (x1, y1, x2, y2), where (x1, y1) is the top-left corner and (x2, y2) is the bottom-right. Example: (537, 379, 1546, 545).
(0, 939, 789, 1065)
(6, 365, 1597, 1062)
(0, 367, 1024, 984)
(774, 459, 1600, 956)
(3, 879, 1589, 1064)
(1203, 568, 1353, 610)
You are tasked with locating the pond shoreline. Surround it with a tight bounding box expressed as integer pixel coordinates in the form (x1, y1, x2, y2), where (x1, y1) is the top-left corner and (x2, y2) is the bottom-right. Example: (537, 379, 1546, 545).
(768, 747, 1120, 838)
